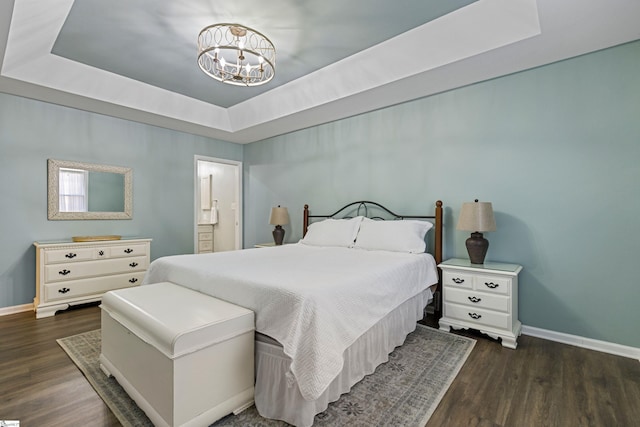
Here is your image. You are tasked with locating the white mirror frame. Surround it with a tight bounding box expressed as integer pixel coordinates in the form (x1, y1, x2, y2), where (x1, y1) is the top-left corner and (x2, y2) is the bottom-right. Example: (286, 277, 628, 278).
(47, 159, 133, 220)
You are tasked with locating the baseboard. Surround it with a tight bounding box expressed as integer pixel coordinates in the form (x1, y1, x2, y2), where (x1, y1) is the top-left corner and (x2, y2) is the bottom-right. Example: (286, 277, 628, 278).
(0, 303, 34, 317)
(521, 325, 640, 362)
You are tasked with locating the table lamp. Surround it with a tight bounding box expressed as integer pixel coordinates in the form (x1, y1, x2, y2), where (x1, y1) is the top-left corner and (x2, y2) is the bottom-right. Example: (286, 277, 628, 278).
(457, 199, 496, 264)
(269, 206, 290, 245)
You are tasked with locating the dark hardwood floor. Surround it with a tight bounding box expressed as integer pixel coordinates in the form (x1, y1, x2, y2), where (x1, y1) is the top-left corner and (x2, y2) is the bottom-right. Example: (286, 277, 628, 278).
(0, 304, 118, 427)
(1, 305, 638, 427)
(421, 317, 640, 427)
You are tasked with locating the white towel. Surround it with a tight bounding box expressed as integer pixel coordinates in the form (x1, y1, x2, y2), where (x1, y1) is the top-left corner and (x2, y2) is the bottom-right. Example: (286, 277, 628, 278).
(210, 201, 218, 225)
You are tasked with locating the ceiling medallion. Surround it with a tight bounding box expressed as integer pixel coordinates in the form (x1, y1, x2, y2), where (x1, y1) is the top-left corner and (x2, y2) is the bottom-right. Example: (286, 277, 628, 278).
(197, 23, 276, 87)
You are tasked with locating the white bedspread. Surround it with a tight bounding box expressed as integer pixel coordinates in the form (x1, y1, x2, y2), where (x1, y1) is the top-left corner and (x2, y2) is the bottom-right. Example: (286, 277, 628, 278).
(142, 243, 438, 401)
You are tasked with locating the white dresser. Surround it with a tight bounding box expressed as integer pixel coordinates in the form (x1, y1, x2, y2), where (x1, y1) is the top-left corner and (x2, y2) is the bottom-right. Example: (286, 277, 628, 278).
(33, 238, 152, 318)
(438, 258, 523, 349)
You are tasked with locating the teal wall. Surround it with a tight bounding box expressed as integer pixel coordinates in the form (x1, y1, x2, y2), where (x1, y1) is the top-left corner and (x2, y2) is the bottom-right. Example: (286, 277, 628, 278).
(0, 93, 242, 308)
(244, 40, 640, 348)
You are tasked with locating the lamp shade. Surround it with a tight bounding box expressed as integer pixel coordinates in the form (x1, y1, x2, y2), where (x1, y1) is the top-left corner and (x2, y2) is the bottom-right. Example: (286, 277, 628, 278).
(457, 201, 496, 232)
(269, 206, 289, 226)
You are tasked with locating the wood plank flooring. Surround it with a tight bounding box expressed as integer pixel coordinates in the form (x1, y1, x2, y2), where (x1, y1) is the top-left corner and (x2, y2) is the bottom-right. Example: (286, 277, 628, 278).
(0, 304, 118, 427)
(421, 318, 640, 427)
(1, 305, 638, 427)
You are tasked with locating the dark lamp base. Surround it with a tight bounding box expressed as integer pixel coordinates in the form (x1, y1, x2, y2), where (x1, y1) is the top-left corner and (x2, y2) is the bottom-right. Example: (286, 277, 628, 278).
(466, 232, 489, 264)
(272, 225, 285, 245)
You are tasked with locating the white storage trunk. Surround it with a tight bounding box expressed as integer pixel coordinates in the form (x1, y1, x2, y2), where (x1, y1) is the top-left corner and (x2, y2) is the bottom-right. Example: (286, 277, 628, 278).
(99, 282, 255, 427)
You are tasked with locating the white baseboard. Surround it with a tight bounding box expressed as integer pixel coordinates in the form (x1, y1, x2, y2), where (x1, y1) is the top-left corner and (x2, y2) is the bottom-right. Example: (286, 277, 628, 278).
(0, 303, 34, 317)
(522, 325, 640, 362)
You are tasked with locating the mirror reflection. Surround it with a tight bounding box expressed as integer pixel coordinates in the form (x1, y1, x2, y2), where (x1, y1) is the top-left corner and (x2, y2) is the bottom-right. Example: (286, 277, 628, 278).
(48, 159, 132, 220)
(58, 168, 125, 213)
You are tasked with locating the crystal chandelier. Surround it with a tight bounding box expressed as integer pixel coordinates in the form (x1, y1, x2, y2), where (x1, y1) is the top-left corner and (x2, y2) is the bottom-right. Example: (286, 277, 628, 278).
(197, 23, 276, 87)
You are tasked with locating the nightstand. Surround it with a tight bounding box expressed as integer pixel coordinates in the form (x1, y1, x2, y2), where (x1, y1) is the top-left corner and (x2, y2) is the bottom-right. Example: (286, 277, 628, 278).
(254, 242, 293, 248)
(253, 242, 276, 248)
(254, 242, 276, 248)
(438, 258, 523, 349)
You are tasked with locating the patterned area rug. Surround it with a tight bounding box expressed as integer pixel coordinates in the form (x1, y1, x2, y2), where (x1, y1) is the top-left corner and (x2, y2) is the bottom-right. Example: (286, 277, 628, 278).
(58, 325, 474, 427)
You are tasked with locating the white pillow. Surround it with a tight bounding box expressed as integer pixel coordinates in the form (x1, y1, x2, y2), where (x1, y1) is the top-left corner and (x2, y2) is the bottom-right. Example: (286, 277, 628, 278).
(354, 219, 433, 253)
(300, 217, 363, 247)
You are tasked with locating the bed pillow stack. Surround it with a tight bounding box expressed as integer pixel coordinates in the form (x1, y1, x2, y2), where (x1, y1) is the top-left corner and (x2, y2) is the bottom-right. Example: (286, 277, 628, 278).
(300, 216, 433, 253)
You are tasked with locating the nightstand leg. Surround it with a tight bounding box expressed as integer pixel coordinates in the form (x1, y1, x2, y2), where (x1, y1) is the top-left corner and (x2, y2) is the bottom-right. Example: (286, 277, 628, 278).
(438, 319, 452, 333)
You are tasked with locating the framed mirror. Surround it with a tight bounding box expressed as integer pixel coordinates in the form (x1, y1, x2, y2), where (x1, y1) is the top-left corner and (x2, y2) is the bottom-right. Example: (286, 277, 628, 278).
(47, 159, 133, 220)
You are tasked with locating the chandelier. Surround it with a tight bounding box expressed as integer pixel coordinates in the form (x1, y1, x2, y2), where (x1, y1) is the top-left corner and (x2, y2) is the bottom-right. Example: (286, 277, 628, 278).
(197, 23, 276, 87)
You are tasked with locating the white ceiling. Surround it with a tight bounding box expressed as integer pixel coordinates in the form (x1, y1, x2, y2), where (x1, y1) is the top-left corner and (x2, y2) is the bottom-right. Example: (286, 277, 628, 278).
(1, 0, 639, 144)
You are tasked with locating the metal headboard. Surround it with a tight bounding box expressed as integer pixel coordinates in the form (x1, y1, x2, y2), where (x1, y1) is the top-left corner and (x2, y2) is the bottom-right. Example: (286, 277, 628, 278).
(303, 200, 442, 262)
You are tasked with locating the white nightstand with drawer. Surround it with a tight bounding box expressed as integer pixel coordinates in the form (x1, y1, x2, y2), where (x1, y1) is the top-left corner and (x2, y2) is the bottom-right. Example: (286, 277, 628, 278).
(438, 258, 523, 349)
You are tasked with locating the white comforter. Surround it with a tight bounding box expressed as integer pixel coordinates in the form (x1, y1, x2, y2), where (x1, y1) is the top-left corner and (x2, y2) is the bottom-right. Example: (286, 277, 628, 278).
(142, 243, 438, 401)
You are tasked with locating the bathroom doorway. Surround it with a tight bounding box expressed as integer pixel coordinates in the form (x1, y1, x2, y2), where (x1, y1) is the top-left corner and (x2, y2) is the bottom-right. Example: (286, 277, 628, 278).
(194, 156, 242, 253)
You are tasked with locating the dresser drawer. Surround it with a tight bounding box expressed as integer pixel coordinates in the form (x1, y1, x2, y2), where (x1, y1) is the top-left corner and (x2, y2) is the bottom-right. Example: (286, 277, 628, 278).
(44, 255, 148, 283)
(444, 303, 509, 330)
(107, 244, 149, 258)
(444, 287, 509, 312)
(473, 274, 511, 295)
(199, 232, 213, 242)
(442, 271, 473, 290)
(199, 240, 213, 251)
(45, 247, 96, 264)
(45, 272, 145, 302)
(197, 225, 213, 233)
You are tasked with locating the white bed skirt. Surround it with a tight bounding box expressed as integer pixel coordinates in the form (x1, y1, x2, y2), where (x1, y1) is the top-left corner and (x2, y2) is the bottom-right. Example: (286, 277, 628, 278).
(254, 289, 432, 427)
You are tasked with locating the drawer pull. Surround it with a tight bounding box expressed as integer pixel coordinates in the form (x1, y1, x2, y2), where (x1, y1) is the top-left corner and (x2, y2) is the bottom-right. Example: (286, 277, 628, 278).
(124, 248, 133, 254)
(452, 278, 465, 284)
(58, 287, 70, 294)
(485, 282, 499, 289)
(129, 278, 138, 284)
(468, 312, 482, 320)
(98, 250, 105, 256)
(129, 262, 138, 268)
(65, 253, 76, 259)
(468, 296, 482, 303)
(59, 269, 71, 276)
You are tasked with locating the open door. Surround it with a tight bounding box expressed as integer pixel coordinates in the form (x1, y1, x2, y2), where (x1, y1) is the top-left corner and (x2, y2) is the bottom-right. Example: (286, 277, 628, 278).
(194, 156, 242, 253)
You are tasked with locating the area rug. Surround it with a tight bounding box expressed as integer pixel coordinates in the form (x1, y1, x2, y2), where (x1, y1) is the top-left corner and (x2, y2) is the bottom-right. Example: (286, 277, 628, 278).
(58, 325, 475, 427)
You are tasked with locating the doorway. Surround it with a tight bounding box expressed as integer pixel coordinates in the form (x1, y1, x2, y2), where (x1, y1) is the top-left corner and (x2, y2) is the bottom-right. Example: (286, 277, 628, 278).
(194, 156, 242, 253)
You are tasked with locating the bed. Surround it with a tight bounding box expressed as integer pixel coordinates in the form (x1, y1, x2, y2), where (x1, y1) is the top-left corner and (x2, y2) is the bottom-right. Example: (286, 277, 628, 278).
(142, 200, 443, 426)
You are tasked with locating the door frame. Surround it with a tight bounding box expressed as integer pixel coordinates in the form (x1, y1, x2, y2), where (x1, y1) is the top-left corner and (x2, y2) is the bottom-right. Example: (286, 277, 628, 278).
(193, 155, 243, 253)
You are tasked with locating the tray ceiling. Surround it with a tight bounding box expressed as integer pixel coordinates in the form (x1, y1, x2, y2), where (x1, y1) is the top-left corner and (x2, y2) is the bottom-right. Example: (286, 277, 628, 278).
(1, 0, 639, 143)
